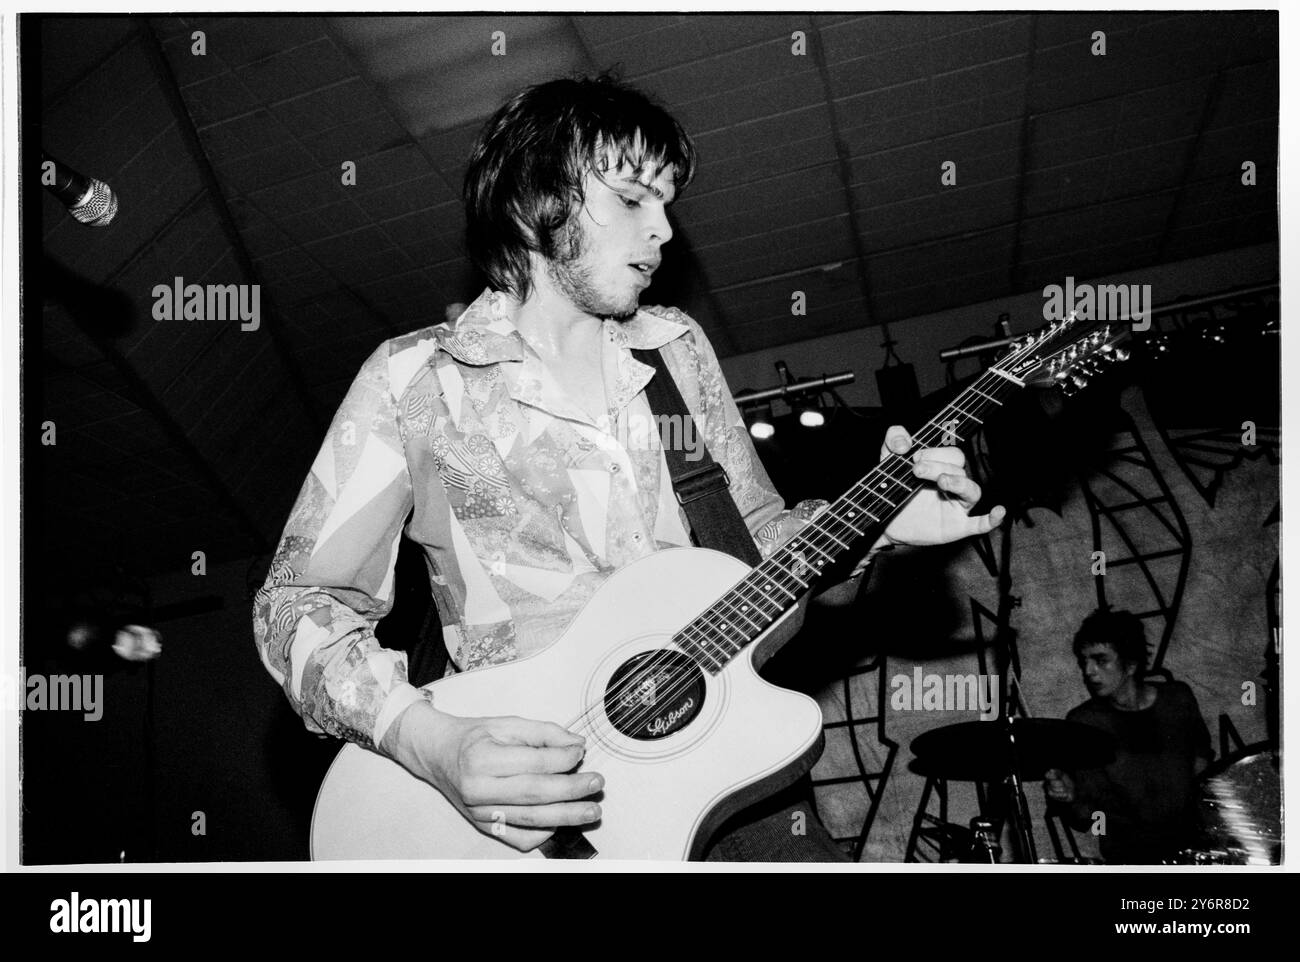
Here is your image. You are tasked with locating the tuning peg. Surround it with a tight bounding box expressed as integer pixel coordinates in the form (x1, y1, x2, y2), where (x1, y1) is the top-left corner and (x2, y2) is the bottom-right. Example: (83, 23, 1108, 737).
(1114, 347, 1131, 362)
(1072, 374, 1089, 390)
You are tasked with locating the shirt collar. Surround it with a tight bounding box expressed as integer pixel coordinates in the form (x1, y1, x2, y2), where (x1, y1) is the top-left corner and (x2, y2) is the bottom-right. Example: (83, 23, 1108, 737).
(431, 289, 526, 365)
(433, 288, 691, 430)
(434, 288, 689, 365)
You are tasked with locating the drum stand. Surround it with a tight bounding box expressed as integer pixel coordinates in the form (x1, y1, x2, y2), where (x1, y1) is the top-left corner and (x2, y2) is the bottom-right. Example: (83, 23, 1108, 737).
(996, 714, 1038, 864)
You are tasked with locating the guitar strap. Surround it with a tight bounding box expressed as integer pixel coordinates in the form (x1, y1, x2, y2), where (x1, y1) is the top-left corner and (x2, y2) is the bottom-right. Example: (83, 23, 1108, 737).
(632, 347, 763, 567)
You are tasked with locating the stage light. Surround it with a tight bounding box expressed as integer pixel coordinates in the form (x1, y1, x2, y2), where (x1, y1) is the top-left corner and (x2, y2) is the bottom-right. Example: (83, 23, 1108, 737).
(798, 407, 825, 428)
(746, 401, 775, 439)
(796, 391, 827, 427)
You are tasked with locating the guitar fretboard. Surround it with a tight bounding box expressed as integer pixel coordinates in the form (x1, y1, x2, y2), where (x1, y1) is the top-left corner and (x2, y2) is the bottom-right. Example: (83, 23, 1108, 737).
(673, 365, 1024, 673)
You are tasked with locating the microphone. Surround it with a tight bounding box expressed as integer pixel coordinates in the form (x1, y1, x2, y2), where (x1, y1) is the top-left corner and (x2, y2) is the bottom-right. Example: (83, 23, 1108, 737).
(41, 152, 118, 226)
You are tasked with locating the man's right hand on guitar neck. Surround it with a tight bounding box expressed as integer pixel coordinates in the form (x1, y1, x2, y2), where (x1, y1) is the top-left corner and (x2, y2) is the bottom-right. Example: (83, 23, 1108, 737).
(380, 699, 604, 851)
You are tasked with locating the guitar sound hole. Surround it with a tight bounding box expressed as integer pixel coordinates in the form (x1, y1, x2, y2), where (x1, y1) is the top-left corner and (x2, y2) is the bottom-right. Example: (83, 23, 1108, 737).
(604, 650, 705, 741)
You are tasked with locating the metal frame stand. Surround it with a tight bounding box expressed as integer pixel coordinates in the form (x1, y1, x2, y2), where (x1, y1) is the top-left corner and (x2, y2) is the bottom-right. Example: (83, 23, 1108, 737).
(1078, 408, 1192, 673)
(810, 652, 899, 861)
(905, 776, 983, 862)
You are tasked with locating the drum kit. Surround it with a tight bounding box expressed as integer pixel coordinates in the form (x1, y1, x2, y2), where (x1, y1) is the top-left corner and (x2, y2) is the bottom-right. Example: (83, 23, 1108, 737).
(909, 719, 1280, 865)
(911, 716, 1115, 864)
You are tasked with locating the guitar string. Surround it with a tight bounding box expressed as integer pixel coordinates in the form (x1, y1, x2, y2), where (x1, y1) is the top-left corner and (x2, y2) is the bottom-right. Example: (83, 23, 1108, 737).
(564, 362, 1025, 747)
(567, 337, 1058, 744)
(579, 319, 1117, 749)
(656, 321, 1112, 675)
(565, 344, 1050, 745)
(575, 391, 1013, 747)
(564, 324, 1101, 747)
(571, 448, 989, 749)
(569, 377, 1076, 790)
(614, 324, 1115, 735)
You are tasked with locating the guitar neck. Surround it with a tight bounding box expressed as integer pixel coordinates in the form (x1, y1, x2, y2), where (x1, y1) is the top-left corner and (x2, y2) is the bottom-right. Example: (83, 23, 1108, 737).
(673, 366, 1025, 672)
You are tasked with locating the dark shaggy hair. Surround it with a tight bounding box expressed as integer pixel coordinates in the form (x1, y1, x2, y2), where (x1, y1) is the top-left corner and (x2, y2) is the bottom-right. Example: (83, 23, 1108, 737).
(1072, 608, 1149, 674)
(463, 73, 697, 301)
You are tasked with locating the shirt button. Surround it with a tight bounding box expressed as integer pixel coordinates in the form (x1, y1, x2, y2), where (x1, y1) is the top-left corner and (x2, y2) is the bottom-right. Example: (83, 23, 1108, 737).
(609, 463, 620, 473)
(631, 532, 642, 543)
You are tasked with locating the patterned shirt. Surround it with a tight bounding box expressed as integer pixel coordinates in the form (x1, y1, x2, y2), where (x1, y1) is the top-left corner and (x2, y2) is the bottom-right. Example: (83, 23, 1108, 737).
(252, 289, 829, 748)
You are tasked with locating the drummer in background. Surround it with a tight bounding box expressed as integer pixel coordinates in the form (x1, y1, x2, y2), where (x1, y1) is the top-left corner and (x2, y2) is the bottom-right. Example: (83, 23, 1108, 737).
(1043, 608, 1214, 863)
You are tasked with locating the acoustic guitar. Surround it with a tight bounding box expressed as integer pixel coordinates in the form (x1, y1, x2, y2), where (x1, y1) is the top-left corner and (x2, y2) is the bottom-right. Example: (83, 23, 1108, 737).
(312, 313, 1128, 860)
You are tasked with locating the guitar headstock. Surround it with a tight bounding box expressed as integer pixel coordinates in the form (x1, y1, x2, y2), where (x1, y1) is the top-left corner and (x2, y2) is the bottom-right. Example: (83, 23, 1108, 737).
(997, 312, 1131, 395)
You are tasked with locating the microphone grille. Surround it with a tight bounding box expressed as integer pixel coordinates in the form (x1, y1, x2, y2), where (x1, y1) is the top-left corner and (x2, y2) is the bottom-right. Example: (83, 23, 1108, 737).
(69, 178, 118, 226)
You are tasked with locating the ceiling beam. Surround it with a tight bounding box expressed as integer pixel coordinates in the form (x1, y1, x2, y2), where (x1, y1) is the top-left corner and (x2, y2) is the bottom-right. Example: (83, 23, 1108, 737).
(1155, 67, 1227, 264)
(137, 18, 327, 438)
(807, 17, 884, 356)
(1007, 13, 1041, 292)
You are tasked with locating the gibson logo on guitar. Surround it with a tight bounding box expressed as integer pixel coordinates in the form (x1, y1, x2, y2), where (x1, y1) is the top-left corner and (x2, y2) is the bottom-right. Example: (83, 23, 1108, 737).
(646, 698, 696, 737)
(605, 649, 705, 740)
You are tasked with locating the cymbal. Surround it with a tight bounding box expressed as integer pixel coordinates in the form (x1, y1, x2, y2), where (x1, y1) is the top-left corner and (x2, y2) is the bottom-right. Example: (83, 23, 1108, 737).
(910, 718, 1116, 781)
(1196, 747, 1280, 864)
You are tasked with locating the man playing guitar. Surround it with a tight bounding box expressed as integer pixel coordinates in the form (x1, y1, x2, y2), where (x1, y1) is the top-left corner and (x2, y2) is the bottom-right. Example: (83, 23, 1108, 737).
(253, 74, 1004, 860)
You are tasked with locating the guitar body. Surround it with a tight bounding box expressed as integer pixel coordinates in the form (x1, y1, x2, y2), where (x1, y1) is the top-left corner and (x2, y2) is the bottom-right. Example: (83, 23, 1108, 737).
(311, 547, 825, 860)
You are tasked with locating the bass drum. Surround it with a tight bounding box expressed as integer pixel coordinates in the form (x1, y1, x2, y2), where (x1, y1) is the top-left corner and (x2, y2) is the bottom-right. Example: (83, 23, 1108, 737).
(1180, 743, 1280, 865)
